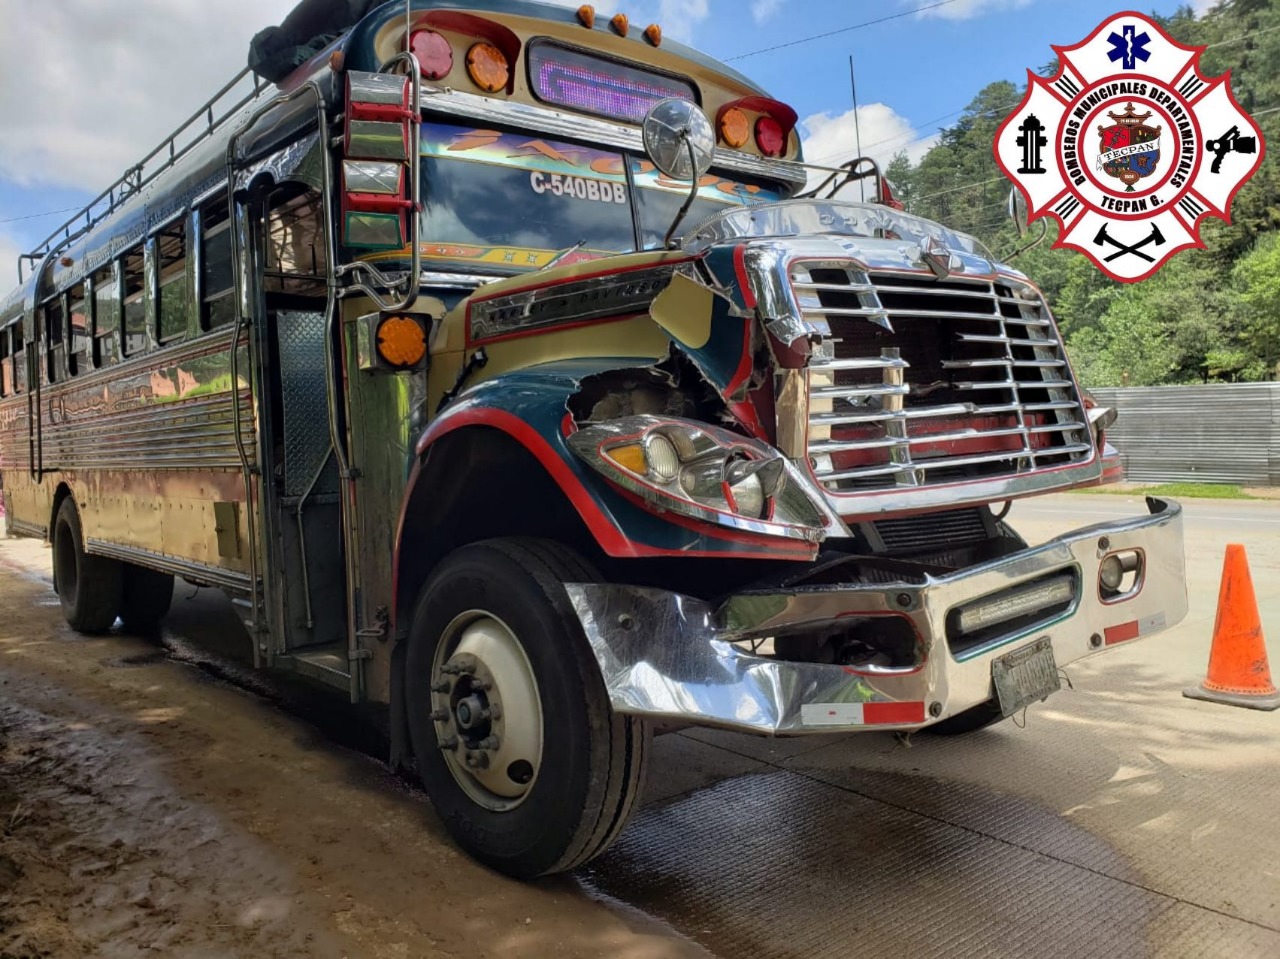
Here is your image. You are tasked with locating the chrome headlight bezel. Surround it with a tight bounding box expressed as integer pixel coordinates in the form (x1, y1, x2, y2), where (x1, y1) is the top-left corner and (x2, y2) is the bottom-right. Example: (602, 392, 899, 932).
(566, 415, 844, 544)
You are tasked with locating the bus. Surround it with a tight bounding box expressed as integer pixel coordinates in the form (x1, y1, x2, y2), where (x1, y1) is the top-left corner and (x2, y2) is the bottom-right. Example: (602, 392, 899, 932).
(0, 0, 1186, 878)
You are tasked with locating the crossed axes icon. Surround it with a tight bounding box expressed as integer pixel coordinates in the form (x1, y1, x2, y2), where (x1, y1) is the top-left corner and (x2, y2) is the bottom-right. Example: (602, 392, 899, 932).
(1093, 223, 1166, 262)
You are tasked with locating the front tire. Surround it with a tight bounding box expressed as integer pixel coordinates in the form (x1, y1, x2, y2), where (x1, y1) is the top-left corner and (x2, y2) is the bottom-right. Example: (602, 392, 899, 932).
(406, 538, 649, 879)
(52, 498, 122, 634)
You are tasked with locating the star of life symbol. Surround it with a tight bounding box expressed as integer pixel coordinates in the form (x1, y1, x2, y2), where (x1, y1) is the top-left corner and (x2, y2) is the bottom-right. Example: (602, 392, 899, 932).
(995, 12, 1265, 282)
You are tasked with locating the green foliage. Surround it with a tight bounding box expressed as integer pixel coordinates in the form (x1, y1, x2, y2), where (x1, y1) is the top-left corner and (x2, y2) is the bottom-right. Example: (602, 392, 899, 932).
(1076, 482, 1257, 499)
(888, 0, 1280, 386)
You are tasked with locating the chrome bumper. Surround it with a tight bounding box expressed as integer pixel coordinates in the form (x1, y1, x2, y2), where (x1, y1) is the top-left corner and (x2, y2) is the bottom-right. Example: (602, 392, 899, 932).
(567, 498, 1186, 735)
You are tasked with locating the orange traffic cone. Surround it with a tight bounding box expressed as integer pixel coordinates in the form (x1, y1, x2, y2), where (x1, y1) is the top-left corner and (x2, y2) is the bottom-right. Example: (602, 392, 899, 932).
(1184, 543, 1280, 710)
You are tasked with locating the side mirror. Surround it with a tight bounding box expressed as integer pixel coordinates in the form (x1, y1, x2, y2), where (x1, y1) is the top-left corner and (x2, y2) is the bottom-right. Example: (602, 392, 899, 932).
(642, 98, 715, 181)
(642, 98, 715, 248)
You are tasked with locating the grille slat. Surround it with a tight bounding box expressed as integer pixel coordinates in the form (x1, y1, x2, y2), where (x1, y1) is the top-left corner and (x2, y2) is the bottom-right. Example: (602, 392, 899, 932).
(792, 263, 1091, 493)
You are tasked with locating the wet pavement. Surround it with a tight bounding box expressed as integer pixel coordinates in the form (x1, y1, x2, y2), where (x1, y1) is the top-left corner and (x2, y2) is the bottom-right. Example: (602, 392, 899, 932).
(2, 493, 1279, 957)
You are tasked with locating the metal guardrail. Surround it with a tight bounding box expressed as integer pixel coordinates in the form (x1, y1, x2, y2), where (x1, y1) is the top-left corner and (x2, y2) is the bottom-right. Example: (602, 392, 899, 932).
(1091, 383, 1280, 486)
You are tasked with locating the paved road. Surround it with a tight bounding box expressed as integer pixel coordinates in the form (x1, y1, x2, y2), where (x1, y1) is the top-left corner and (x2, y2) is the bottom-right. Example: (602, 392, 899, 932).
(2, 493, 1278, 958)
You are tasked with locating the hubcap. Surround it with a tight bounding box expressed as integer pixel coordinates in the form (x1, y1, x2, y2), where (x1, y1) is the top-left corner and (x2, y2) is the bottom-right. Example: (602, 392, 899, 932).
(431, 612, 543, 811)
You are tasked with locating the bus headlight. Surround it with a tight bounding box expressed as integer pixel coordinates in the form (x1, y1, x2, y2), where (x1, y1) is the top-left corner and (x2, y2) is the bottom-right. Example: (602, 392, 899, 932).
(569, 416, 836, 543)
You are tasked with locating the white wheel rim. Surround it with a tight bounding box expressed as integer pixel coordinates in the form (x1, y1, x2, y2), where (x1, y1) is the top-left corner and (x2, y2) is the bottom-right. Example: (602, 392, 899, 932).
(431, 611, 544, 812)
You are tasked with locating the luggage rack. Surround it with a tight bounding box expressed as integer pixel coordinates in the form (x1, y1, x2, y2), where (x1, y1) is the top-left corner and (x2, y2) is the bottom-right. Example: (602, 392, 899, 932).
(19, 67, 267, 281)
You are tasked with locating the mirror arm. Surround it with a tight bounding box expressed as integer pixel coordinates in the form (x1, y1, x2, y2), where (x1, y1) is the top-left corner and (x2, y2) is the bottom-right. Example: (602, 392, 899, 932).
(999, 218, 1048, 262)
(664, 134, 701, 249)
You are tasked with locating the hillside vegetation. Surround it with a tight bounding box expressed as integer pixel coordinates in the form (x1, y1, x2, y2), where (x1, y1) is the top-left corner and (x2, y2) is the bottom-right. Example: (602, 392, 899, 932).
(884, 0, 1279, 387)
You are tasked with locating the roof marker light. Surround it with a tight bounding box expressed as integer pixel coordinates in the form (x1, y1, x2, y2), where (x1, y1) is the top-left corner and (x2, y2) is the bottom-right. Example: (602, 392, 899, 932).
(577, 5, 595, 28)
(611, 13, 629, 36)
(644, 24, 662, 46)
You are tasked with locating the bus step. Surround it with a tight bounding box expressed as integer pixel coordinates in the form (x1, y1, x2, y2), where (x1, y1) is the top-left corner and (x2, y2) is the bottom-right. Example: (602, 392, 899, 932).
(281, 645, 351, 691)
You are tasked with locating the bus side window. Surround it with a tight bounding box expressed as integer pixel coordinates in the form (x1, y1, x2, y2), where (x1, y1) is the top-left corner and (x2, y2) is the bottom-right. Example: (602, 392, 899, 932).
(12, 329, 24, 393)
(122, 247, 148, 357)
(68, 283, 89, 376)
(156, 220, 190, 345)
(44, 297, 66, 384)
(201, 200, 236, 329)
(0, 328, 10, 397)
(93, 265, 119, 368)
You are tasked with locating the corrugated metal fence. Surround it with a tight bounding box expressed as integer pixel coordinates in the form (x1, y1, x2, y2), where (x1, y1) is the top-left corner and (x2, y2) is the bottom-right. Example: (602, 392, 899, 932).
(1091, 383, 1280, 486)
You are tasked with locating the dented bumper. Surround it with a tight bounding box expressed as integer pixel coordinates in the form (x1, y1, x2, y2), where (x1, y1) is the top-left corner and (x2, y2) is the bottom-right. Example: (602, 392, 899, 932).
(566, 498, 1186, 734)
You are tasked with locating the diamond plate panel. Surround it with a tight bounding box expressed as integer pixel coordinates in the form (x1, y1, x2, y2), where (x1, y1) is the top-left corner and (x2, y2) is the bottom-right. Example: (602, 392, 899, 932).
(276, 310, 338, 496)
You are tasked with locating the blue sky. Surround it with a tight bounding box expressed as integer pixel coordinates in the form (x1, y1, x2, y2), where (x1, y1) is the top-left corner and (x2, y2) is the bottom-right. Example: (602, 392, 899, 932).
(0, 0, 1209, 292)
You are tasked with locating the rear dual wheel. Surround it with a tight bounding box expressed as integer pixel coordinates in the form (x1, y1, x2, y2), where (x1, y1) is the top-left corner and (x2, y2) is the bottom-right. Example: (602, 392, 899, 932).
(52, 498, 174, 635)
(406, 538, 650, 879)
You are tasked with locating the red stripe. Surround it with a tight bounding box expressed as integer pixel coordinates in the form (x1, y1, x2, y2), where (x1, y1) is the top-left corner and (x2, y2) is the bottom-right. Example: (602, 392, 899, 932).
(1105, 620, 1141, 645)
(864, 701, 926, 725)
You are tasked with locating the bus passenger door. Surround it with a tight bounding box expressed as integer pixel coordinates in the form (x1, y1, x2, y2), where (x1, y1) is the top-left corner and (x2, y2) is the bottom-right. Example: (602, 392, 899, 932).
(242, 181, 353, 686)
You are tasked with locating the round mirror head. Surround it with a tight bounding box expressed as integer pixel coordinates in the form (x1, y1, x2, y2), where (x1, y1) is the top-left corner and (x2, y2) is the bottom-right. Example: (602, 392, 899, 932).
(642, 98, 715, 181)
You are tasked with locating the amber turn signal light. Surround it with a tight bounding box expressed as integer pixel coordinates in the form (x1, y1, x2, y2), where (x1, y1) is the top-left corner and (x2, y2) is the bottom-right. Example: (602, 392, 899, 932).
(466, 42, 510, 92)
(376, 316, 427, 369)
(719, 107, 750, 148)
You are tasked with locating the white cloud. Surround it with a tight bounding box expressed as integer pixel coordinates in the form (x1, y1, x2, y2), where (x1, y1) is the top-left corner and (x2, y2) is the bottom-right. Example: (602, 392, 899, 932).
(915, 0, 1034, 21)
(0, 231, 21, 297)
(751, 0, 786, 24)
(0, 0, 298, 192)
(800, 104, 939, 194)
(1189, 0, 1220, 14)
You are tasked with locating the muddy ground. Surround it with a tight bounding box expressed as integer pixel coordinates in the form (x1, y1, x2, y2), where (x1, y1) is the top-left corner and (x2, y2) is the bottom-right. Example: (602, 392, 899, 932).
(0, 537, 702, 959)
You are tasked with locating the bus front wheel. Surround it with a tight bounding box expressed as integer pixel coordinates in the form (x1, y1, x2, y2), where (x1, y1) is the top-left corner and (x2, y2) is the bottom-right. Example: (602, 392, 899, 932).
(405, 538, 650, 879)
(52, 498, 122, 634)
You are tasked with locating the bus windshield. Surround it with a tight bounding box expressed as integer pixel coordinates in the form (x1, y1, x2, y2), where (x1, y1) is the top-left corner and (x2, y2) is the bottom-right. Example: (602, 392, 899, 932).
(418, 122, 782, 275)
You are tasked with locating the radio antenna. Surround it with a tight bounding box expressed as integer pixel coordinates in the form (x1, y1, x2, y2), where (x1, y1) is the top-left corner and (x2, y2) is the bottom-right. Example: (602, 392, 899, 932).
(405, 0, 412, 52)
(849, 54, 864, 201)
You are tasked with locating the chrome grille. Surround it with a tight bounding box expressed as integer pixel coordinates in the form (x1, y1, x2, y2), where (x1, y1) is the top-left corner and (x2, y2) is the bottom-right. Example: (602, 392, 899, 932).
(793, 263, 1091, 493)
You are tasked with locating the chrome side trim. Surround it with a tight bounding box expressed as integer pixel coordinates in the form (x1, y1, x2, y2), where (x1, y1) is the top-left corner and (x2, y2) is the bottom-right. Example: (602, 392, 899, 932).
(567, 498, 1187, 735)
(5, 519, 47, 541)
(418, 87, 808, 190)
(85, 539, 252, 593)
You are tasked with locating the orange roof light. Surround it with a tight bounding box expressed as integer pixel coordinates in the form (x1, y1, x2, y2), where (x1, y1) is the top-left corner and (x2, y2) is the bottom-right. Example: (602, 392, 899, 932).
(644, 24, 662, 46)
(718, 107, 750, 148)
(577, 4, 595, 28)
(376, 316, 427, 369)
(611, 13, 629, 37)
(466, 41, 510, 93)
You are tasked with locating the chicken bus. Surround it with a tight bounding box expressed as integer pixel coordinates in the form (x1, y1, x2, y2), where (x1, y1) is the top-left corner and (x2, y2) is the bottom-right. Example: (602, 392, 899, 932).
(0, 0, 1186, 877)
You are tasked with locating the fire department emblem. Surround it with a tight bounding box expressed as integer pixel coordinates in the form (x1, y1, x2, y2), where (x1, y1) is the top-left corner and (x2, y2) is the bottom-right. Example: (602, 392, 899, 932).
(995, 12, 1265, 282)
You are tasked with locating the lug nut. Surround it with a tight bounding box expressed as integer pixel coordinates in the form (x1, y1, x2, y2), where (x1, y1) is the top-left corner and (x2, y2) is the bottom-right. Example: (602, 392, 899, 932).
(430, 709, 450, 722)
(430, 681, 450, 693)
(478, 736, 501, 751)
(438, 736, 459, 751)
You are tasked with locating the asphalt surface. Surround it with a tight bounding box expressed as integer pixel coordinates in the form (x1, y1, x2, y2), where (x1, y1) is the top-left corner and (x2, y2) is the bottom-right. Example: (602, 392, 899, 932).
(2, 492, 1278, 957)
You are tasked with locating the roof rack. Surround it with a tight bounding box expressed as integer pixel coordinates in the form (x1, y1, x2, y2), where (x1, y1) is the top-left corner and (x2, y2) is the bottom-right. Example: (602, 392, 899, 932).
(19, 67, 267, 283)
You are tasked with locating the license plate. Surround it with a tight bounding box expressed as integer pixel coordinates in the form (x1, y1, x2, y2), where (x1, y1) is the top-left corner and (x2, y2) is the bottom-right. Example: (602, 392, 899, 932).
(992, 637, 1061, 717)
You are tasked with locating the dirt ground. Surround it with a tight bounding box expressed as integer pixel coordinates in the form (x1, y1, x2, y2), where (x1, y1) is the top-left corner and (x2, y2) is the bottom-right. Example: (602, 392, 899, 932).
(0, 538, 703, 959)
